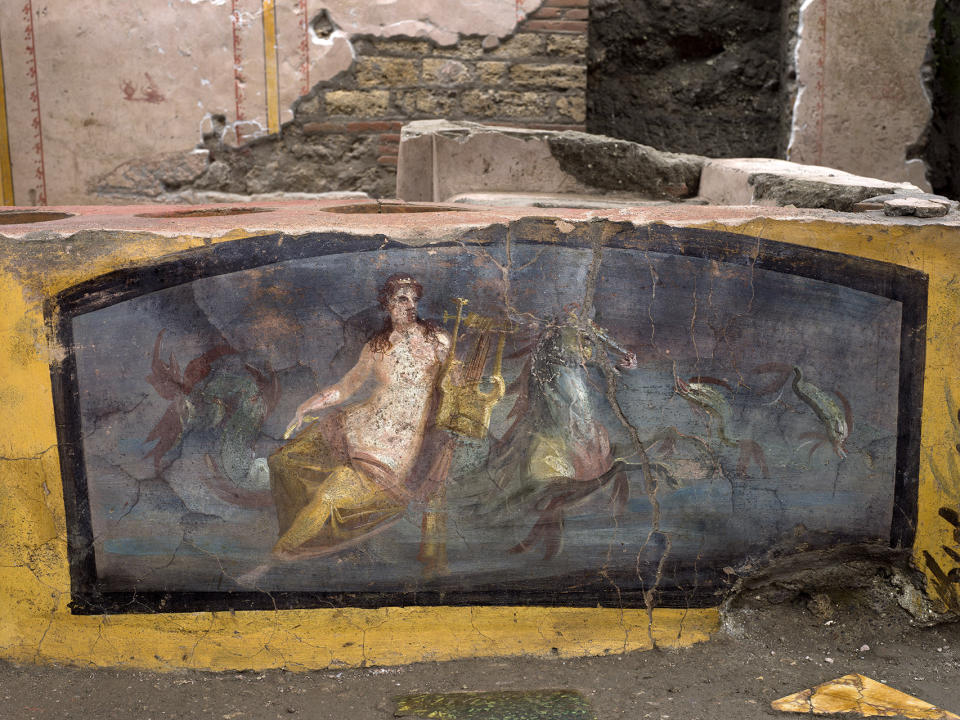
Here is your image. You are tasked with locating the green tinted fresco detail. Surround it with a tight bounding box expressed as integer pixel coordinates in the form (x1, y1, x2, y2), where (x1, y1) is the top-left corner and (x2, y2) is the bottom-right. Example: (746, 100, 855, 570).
(395, 690, 597, 720)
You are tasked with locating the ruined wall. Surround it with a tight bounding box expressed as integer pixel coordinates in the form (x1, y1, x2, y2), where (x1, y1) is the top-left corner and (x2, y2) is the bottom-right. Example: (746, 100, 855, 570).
(0, 0, 585, 204)
(925, 0, 960, 199)
(588, 0, 948, 193)
(181, 20, 588, 200)
(0, 0, 952, 205)
(587, 0, 791, 158)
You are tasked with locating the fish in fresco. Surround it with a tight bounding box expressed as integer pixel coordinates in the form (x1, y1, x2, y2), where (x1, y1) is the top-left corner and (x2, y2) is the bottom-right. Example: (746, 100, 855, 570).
(791, 366, 851, 459)
(674, 376, 737, 447)
(674, 375, 768, 477)
(753, 362, 852, 460)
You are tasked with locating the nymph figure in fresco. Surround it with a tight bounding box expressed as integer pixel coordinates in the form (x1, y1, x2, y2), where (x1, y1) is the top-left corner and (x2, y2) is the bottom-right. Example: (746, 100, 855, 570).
(267, 273, 452, 558)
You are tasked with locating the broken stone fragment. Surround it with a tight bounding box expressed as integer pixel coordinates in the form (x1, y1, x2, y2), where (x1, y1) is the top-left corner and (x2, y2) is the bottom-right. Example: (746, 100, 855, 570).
(882, 197, 951, 218)
(545, 132, 704, 199)
(697, 158, 922, 211)
(854, 192, 957, 213)
(772, 674, 960, 719)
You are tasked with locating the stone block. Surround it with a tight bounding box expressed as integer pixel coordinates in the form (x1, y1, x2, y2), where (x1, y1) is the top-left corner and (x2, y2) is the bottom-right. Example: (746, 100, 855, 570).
(324, 90, 391, 117)
(477, 61, 509, 85)
(487, 33, 546, 58)
(395, 89, 460, 117)
(421, 58, 473, 86)
(556, 95, 586, 123)
(461, 90, 553, 119)
(698, 158, 923, 211)
(433, 37, 485, 59)
(509, 63, 586, 89)
(355, 57, 420, 88)
(396, 120, 703, 202)
(544, 33, 588, 57)
(883, 197, 950, 218)
(365, 37, 433, 57)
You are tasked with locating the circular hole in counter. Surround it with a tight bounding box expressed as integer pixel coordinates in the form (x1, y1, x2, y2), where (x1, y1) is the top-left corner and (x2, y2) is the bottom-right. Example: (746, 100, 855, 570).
(135, 207, 274, 219)
(0, 210, 74, 225)
(320, 202, 472, 214)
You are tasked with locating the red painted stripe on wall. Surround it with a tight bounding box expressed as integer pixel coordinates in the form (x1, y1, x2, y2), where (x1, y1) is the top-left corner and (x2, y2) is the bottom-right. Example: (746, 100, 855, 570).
(814, 0, 827, 165)
(299, 0, 309, 96)
(22, 0, 46, 205)
(231, 0, 246, 144)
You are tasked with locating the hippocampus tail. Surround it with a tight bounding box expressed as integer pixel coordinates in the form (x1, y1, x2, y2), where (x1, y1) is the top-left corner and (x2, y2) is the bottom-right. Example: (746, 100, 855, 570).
(646, 429, 678, 458)
(834, 389, 854, 433)
(798, 431, 828, 460)
(689, 376, 734, 392)
(736, 439, 768, 477)
(182, 343, 237, 393)
(717, 422, 738, 448)
(508, 498, 565, 560)
(609, 470, 629, 516)
(143, 403, 184, 473)
(752, 362, 794, 395)
(146, 330, 183, 400)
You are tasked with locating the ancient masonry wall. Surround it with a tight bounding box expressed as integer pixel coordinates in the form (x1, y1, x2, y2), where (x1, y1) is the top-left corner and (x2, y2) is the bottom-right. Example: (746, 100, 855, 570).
(184, 6, 587, 199)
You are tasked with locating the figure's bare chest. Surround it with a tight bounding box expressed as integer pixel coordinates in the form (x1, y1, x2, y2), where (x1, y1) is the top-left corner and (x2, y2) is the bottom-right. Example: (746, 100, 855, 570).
(373, 332, 439, 385)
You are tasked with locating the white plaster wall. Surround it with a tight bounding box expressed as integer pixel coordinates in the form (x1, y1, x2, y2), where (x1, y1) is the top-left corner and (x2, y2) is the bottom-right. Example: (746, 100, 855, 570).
(789, 0, 935, 190)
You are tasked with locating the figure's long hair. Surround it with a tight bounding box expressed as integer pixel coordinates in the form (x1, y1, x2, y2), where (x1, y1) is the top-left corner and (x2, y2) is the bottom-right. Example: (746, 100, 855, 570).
(369, 273, 442, 353)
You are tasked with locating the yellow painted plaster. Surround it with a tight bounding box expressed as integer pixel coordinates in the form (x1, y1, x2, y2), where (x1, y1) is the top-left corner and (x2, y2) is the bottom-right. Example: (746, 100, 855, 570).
(1, 217, 957, 671)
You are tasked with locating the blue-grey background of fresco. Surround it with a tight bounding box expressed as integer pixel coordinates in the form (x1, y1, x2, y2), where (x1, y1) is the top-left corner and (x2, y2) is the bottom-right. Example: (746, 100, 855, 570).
(72, 241, 901, 600)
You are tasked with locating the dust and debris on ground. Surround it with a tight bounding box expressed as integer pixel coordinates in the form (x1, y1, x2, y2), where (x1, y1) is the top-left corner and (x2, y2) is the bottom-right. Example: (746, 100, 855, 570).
(1, 566, 958, 720)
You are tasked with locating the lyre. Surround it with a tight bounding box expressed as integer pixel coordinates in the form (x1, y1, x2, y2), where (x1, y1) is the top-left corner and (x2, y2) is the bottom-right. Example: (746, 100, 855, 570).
(435, 298, 509, 440)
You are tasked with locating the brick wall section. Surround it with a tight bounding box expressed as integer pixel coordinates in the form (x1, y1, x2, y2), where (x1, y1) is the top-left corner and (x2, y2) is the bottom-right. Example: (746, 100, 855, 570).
(294, 15, 587, 170)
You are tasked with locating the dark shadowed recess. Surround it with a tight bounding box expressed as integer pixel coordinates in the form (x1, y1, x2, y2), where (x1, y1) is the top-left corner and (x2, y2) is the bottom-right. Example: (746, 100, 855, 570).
(586, 0, 794, 158)
(923, 0, 960, 200)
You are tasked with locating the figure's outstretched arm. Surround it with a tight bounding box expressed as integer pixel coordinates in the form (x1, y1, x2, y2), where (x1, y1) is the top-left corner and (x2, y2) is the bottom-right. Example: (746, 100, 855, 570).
(284, 345, 374, 438)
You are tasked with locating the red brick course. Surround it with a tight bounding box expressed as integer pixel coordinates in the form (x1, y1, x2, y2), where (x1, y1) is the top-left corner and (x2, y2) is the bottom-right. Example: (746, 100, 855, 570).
(521, 20, 587, 33)
(530, 6, 564, 18)
(345, 121, 403, 133)
(542, 0, 588, 6)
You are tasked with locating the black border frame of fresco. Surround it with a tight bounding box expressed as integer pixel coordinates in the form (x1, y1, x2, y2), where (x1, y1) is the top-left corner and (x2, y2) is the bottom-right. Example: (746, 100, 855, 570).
(46, 221, 928, 615)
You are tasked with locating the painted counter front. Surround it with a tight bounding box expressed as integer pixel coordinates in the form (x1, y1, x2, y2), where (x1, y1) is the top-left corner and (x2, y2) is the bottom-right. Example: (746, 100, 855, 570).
(0, 202, 957, 670)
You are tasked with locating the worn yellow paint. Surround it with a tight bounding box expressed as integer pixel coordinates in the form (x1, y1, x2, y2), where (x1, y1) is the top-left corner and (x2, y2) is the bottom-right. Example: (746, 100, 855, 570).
(0, 217, 957, 671)
(262, 0, 281, 135)
(772, 674, 960, 718)
(0, 35, 15, 205)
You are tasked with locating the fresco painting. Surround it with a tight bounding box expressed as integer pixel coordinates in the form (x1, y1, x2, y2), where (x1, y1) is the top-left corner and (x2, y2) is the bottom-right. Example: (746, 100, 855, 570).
(56, 228, 923, 612)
